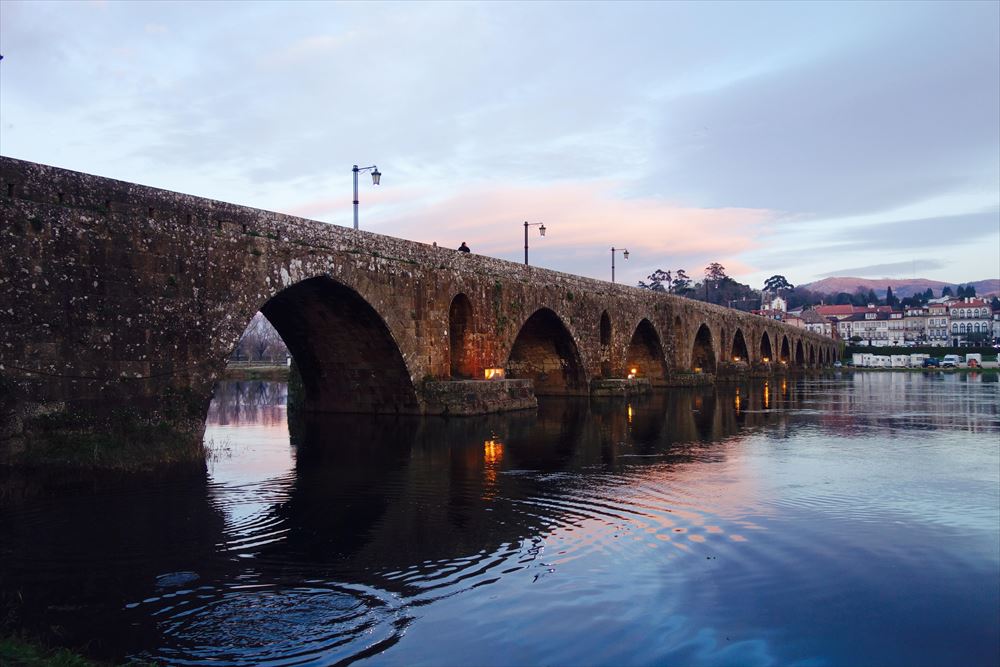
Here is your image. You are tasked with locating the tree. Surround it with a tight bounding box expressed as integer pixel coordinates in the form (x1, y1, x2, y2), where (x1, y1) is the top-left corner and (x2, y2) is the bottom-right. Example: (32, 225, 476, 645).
(705, 263, 727, 284)
(672, 269, 692, 295)
(867, 289, 878, 305)
(942, 286, 953, 297)
(923, 288, 934, 300)
(232, 312, 288, 362)
(835, 292, 853, 305)
(763, 275, 794, 293)
(638, 269, 671, 292)
(885, 286, 898, 307)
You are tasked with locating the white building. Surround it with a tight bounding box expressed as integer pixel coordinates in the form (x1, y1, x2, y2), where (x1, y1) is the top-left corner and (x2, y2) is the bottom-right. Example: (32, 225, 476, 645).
(948, 298, 991, 346)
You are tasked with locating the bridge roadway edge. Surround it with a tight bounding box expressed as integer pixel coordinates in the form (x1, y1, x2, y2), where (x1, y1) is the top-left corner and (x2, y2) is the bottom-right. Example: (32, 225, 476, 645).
(0, 156, 837, 466)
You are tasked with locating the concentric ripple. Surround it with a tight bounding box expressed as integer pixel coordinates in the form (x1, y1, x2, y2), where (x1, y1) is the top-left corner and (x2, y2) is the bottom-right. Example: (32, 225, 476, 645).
(129, 581, 405, 666)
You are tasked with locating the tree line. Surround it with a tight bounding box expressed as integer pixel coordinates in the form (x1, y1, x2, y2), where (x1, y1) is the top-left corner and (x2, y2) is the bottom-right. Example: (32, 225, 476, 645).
(638, 265, 997, 312)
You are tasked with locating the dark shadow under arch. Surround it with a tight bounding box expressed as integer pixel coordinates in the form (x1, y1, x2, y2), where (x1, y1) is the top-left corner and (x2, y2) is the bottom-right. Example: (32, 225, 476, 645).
(506, 308, 588, 396)
(626, 319, 667, 384)
(599, 310, 612, 377)
(760, 332, 773, 362)
(809, 345, 816, 366)
(731, 329, 750, 362)
(449, 293, 475, 379)
(780, 336, 791, 363)
(259, 276, 419, 414)
(795, 340, 805, 366)
(692, 324, 716, 372)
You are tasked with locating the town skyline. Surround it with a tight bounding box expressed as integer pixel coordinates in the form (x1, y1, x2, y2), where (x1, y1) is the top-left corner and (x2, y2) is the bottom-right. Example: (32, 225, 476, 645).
(1, 0, 997, 288)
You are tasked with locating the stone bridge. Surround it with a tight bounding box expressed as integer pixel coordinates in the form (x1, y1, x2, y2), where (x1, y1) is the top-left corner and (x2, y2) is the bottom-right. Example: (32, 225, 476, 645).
(0, 157, 838, 460)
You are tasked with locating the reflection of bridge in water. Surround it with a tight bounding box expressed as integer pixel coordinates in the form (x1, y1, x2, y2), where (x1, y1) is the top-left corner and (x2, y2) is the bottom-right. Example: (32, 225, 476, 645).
(1, 157, 837, 460)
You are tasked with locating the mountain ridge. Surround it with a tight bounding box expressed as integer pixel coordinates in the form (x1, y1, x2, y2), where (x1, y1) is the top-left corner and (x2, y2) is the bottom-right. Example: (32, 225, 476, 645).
(799, 277, 999, 298)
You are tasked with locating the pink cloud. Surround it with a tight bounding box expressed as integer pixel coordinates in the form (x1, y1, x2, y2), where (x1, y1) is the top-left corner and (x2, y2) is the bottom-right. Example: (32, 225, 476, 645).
(281, 180, 777, 283)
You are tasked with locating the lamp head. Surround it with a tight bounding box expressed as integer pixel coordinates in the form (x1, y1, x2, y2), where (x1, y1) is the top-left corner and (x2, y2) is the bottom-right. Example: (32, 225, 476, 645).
(371, 168, 381, 185)
(538, 224, 546, 237)
(623, 249, 629, 260)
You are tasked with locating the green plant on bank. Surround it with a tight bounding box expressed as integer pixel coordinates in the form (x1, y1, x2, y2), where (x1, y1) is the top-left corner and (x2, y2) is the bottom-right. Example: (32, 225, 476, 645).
(0, 634, 148, 667)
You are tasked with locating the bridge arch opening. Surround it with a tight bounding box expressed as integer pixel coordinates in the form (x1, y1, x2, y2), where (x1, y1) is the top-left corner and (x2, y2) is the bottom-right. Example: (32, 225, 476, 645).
(506, 308, 587, 396)
(779, 336, 791, 364)
(809, 345, 816, 366)
(691, 324, 716, 373)
(760, 331, 774, 363)
(731, 329, 750, 362)
(257, 276, 420, 414)
(449, 293, 475, 379)
(626, 319, 667, 383)
(760, 332, 773, 362)
(795, 340, 805, 366)
(599, 310, 612, 377)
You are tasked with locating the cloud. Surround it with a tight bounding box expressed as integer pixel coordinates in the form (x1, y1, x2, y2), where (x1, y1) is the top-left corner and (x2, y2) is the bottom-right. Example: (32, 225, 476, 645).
(359, 180, 776, 284)
(818, 259, 945, 278)
(638, 2, 1000, 218)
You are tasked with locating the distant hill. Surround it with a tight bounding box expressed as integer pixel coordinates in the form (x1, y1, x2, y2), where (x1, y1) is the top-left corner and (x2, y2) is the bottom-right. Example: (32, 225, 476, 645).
(801, 277, 999, 299)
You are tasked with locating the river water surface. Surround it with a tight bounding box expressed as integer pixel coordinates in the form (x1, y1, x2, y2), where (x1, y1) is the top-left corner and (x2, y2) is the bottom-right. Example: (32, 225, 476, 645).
(1, 373, 998, 666)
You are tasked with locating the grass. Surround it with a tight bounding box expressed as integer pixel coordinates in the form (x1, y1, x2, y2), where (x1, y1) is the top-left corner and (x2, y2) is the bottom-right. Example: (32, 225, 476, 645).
(0, 635, 108, 666)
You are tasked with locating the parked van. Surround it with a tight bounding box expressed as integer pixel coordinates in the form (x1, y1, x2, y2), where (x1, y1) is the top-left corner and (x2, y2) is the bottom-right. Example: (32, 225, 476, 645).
(966, 353, 982, 368)
(941, 354, 961, 368)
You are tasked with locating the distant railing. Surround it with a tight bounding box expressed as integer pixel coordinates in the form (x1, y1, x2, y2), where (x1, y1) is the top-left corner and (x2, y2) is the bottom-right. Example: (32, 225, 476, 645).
(225, 359, 290, 368)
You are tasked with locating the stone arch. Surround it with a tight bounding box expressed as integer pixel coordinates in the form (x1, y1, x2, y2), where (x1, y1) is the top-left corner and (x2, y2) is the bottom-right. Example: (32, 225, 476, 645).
(626, 318, 667, 384)
(505, 308, 588, 395)
(779, 335, 791, 363)
(691, 323, 716, 372)
(795, 340, 805, 366)
(731, 328, 750, 362)
(808, 345, 816, 366)
(449, 293, 475, 379)
(599, 310, 612, 377)
(259, 275, 420, 414)
(760, 331, 773, 362)
(600, 310, 612, 346)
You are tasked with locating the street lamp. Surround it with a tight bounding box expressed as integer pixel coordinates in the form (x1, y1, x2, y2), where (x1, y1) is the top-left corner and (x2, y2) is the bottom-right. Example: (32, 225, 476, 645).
(610, 246, 629, 283)
(352, 164, 381, 230)
(524, 221, 546, 265)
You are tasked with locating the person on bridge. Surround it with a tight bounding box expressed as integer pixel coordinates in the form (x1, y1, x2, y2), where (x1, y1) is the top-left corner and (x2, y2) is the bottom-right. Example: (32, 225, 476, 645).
(458, 242, 471, 253)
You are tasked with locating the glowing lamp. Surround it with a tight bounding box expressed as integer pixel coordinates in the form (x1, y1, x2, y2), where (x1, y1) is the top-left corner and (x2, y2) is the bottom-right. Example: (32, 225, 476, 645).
(762, 357, 770, 363)
(484, 368, 505, 380)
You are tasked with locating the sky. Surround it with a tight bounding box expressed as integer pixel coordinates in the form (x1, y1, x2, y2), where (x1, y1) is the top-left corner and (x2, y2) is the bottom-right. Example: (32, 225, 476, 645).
(1, 0, 998, 289)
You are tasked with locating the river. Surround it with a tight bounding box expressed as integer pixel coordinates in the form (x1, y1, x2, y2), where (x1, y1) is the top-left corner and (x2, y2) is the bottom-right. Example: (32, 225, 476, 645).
(1, 372, 998, 666)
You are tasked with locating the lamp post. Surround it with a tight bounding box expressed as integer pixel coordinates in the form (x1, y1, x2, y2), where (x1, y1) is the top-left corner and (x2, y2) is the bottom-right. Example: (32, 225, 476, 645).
(610, 246, 629, 283)
(524, 221, 546, 265)
(352, 164, 381, 230)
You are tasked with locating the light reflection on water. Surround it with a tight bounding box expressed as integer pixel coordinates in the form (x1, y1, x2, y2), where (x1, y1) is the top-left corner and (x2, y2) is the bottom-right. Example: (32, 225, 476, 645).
(0, 373, 997, 666)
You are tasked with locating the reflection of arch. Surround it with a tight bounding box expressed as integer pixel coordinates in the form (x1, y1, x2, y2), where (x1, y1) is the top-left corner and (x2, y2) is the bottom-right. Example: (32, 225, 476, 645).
(506, 308, 588, 395)
(760, 332, 773, 362)
(449, 294, 475, 379)
(780, 336, 791, 363)
(626, 319, 667, 384)
(691, 324, 716, 372)
(260, 276, 419, 414)
(795, 340, 804, 366)
(731, 329, 750, 362)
